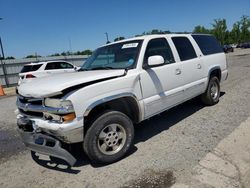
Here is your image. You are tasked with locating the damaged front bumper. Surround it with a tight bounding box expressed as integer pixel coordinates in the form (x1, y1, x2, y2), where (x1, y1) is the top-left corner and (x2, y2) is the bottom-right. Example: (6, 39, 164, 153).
(17, 117, 77, 166)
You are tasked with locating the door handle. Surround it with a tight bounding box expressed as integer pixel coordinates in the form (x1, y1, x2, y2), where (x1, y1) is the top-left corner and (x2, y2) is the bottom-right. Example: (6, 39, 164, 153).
(197, 64, 202, 69)
(175, 68, 181, 75)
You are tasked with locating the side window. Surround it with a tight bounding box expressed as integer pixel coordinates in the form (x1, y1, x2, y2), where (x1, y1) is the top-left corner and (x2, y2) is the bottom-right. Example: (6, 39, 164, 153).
(45, 62, 56, 70)
(60, 62, 74, 69)
(172, 37, 197, 61)
(144, 38, 175, 65)
(45, 62, 74, 70)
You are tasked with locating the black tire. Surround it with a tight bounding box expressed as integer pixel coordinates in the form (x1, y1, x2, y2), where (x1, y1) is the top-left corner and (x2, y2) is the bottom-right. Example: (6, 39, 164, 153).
(83, 111, 134, 164)
(201, 76, 220, 105)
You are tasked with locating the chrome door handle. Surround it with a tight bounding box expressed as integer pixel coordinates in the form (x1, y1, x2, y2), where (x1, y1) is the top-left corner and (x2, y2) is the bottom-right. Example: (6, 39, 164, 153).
(176, 68, 181, 75)
(197, 64, 202, 69)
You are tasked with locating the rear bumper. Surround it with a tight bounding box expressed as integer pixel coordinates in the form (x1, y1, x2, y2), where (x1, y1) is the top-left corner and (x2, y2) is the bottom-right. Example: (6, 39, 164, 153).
(17, 117, 76, 166)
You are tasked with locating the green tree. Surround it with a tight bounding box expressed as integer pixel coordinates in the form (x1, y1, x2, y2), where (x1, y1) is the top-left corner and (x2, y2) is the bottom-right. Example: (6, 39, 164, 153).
(25, 54, 41, 59)
(5, 56, 15, 59)
(49, 53, 60, 57)
(193, 25, 210, 34)
(230, 21, 241, 44)
(211, 19, 227, 45)
(114, 37, 125, 42)
(240, 15, 250, 42)
(163, 30, 171, 34)
(80, 49, 92, 55)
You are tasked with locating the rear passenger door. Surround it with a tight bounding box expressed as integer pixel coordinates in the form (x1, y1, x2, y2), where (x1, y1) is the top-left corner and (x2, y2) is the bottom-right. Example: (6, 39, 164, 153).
(171, 36, 206, 100)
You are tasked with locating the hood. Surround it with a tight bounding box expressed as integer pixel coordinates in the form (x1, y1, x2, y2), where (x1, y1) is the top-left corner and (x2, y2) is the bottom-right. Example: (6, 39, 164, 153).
(17, 70, 125, 98)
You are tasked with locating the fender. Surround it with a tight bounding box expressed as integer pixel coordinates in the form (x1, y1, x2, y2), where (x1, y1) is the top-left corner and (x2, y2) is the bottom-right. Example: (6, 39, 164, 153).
(83, 92, 142, 122)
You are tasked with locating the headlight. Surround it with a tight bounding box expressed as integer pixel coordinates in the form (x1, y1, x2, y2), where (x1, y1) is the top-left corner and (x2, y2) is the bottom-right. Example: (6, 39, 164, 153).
(44, 98, 74, 112)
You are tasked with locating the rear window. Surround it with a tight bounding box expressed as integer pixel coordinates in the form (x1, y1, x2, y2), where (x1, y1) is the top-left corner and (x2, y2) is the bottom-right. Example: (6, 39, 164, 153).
(192, 35, 223, 55)
(20, 64, 42, 73)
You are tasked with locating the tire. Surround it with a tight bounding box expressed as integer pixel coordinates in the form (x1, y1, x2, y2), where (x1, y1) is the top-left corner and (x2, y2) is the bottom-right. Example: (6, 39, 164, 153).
(201, 76, 220, 105)
(83, 111, 134, 164)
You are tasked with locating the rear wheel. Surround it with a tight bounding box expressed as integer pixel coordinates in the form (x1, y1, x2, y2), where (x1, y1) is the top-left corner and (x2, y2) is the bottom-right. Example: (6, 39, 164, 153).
(201, 76, 220, 105)
(83, 111, 134, 164)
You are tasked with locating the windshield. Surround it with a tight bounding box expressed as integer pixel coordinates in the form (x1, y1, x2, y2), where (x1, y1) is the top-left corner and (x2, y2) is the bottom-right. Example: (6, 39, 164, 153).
(81, 40, 142, 70)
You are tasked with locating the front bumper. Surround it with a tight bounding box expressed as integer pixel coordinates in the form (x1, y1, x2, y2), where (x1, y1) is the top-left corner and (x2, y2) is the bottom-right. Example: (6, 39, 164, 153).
(221, 69, 228, 81)
(17, 118, 76, 166)
(16, 111, 84, 143)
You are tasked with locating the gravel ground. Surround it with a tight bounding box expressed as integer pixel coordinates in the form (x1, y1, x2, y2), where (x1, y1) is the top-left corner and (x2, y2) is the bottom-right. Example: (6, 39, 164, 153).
(0, 49, 249, 188)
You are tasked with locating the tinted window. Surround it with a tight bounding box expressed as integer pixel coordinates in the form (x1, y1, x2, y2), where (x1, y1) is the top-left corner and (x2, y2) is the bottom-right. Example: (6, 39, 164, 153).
(45, 62, 57, 70)
(172, 37, 197, 61)
(45, 62, 73, 70)
(20, 64, 42, 73)
(144, 38, 175, 65)
(192, 35, 223, 55)
(60, 62, 74, 69)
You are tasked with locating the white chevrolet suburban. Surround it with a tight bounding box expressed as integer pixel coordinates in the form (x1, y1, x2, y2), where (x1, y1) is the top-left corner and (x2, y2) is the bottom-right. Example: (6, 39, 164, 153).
(16, 34, 228, 166)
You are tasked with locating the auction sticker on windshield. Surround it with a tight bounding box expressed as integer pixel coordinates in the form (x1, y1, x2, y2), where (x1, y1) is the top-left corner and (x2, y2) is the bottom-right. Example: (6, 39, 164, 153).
(122, 43, 138, 49)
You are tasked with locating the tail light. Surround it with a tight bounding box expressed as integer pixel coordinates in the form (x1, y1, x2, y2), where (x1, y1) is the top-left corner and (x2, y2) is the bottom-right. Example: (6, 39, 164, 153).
(26, 74, 36, 78)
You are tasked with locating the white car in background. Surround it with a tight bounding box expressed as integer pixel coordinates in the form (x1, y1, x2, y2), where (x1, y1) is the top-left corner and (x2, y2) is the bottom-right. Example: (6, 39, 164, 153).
(18, 60, 79, 85)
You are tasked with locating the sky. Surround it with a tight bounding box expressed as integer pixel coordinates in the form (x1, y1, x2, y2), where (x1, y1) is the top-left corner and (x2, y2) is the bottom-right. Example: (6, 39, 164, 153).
(0, 0, 249, 58)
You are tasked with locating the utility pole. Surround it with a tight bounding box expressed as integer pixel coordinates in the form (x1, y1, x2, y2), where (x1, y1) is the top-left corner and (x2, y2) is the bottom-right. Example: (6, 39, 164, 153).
(0, 18, 9, 87)
(105, 32, 110, 44)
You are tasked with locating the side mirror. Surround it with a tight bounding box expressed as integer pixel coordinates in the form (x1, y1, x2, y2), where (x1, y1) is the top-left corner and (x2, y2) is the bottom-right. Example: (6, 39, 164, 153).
(147, 55, 164, 67)
(74, 66, 79, 71)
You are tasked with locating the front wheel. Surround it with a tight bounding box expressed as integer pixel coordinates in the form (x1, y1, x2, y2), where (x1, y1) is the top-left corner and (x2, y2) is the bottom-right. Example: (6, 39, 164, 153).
(201, 76, 220, 105)
(83, 111, 134, 164)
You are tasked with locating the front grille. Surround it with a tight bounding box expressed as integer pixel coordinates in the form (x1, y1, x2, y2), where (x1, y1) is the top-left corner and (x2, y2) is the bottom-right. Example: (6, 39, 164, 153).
(18, 95, 44, 118)
(19, 96, 43, 105)
(19, 109, 43, 118)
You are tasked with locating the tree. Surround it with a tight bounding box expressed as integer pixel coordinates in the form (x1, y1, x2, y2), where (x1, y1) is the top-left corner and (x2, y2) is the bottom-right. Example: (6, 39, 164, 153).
(5, 56, 15, 59)
(136, 29, 171, 37)
(49, 53, 60, 57)
(211, 19, 227, 45)
(230, 22, 241, 44)
(114, 37, 125, 42)
(193, 25, 210, 34)
(61, 51, 73, 56)
(25, 54, 41, 59)
(240, 15, 250, 42)
(81, 50, 92, 55)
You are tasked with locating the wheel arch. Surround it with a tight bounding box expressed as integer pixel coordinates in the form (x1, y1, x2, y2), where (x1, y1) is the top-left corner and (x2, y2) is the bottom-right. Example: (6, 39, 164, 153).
(208, 66, 221, 82)
(83, 93, 142, 130)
